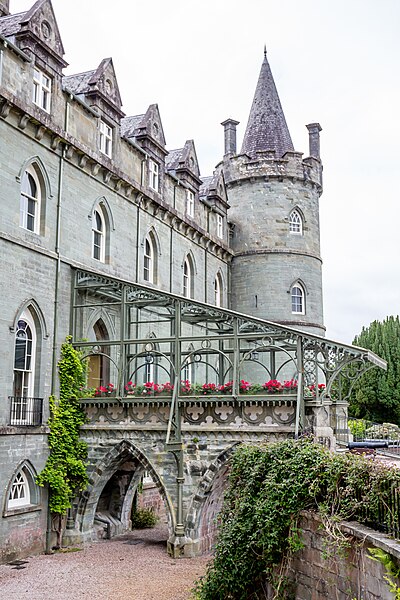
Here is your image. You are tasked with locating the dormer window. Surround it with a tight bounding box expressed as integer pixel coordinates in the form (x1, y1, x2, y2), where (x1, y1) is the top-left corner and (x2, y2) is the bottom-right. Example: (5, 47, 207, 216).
(217, 214, 224, 239)
(33, 68, 51, 112)
(99, 120, 113, 158)
(186, 190, 194, 218)
(149, 159, 159, 192)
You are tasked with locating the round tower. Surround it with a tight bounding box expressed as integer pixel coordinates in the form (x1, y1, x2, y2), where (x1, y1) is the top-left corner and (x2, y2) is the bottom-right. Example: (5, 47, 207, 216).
(223, 51, 325, 336)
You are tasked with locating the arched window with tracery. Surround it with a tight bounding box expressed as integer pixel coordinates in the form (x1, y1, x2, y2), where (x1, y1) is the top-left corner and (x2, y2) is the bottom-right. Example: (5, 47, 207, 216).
(20, 167, 41, 233)
(5, 463, 40, 513)
(289, 209, 303, 235)
(291, 283, 305, 314)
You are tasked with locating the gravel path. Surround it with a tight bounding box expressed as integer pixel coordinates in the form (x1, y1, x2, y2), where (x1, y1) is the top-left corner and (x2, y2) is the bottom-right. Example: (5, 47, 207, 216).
(0, 525, 209, 599)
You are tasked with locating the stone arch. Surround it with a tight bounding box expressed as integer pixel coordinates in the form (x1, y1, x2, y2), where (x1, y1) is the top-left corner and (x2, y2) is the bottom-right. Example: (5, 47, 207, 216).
(16, 155, 53, 198)
(85, 306, 116, 341)
(288, 277, 308, 296)
(185, 443, 239, 553)
(89, 196, 115, 231)
(10, 298, 49, 339)
(182, 249, 197, 275)
(75, 440, 175, 540)
(141, 225, 162, 257)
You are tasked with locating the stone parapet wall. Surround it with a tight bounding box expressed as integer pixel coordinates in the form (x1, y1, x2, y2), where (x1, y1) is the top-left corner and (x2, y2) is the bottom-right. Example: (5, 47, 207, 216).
(287, 511, 400, 600)
(223, 152, 322, 189)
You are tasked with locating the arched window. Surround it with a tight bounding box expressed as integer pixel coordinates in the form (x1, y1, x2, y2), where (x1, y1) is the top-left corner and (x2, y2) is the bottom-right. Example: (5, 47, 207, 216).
(13, 310, 36, 399)
(183, 256, 194, 299)
(8, 470, 30, 508)
(143, 233, 157, 284)
(92, 207, 106, 262)
(291, 284, 305, 314)
(289, 209, 303, 235)
(214, 273, 223, 307)
(6, 463, 40, 512)
(87, 319, 110, 389)
(20, 167, 41, 233)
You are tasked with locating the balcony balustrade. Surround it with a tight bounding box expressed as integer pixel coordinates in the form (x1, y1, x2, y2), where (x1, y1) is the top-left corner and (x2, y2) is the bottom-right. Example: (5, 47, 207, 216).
(9, 396, 43, 426)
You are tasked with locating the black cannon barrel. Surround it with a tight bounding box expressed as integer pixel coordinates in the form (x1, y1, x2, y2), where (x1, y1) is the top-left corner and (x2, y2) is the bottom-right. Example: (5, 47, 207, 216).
(348, 441, 389, 449)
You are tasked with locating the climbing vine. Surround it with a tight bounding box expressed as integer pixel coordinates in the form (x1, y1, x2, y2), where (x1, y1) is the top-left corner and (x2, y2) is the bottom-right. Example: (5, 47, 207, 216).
(36, 337, 89, 546)
(194, 438, 400, 600)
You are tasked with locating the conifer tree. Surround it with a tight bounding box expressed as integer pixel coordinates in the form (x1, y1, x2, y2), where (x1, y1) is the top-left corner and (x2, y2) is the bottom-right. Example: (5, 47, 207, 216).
(349, 316, 400, 424)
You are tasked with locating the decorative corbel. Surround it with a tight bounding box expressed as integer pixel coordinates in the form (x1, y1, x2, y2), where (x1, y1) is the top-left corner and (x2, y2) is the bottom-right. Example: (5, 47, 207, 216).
(35, 125, 46, 141)
(18, 113, 30, 130)
(65, 145, 74, 160)
(0, 99, 12, 118)
(51, 136, 62, 151)
(79, 154, 88, 168)
(92, 163, 100, 176)
(103, 169, 112, 184)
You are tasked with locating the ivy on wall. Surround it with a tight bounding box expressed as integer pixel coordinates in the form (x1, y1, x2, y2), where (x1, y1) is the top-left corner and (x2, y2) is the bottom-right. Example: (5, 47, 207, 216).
(194, 438, 400, 600)
(36, 337, 88, 546)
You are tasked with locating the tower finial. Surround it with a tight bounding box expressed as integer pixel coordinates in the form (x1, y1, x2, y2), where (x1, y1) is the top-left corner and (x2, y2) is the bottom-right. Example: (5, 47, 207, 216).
(264, 44, 267, 58)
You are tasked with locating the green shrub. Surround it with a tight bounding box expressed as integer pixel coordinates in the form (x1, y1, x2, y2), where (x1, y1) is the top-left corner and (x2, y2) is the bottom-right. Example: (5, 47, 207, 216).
(131, 507, 159, 529)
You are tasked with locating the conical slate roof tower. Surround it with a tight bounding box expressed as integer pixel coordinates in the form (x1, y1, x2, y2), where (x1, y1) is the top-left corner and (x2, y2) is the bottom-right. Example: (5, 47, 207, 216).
(241, 50, 294, 158)
(222, 52, 325, 335)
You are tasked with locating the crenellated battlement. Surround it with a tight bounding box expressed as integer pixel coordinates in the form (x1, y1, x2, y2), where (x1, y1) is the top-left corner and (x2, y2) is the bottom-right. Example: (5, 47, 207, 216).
(223, 149, 323, 191)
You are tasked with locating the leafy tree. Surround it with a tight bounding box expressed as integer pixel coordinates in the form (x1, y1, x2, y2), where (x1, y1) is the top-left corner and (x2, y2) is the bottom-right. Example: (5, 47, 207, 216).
(348, 316, 400, 424)
(36, 337, 88, 548)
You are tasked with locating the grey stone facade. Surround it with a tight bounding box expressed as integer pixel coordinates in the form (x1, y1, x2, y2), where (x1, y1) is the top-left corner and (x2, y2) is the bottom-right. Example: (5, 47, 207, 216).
(0, 0, 326, 560)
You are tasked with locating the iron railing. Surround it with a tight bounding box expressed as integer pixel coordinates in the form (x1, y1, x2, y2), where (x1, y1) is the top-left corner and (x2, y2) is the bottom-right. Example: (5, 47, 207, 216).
(9, 396, 43, 426)
(333, 416, 400, 539)
(353, 481, 400, 540)
(336, 416, 400, 452)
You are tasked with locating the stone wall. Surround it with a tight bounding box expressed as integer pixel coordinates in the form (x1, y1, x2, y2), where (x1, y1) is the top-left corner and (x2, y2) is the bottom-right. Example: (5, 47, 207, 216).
(287, 511, 400, 600)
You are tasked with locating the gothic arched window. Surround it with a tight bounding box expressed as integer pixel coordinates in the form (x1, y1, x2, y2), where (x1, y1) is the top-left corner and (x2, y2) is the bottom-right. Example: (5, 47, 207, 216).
(183, 256, 194, 299)
(92, 207, 106, 262)
(144, 232, 157, 284)
(291, 283, 305, 314)
(214, 273, 223, 307)
(289, 209, 303, 235)
(20, 167, 41, 233)
(13, 310, 36, 399)
(87, 319, 110, 389)
(5, 463, 40, 512)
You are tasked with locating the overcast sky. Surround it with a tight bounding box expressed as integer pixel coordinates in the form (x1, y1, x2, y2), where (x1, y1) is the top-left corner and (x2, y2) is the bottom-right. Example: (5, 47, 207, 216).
(11, 0, 400, 344)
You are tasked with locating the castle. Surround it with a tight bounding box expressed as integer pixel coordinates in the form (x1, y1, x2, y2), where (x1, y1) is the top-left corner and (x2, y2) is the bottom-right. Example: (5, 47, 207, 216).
(0, 0, 345, 560)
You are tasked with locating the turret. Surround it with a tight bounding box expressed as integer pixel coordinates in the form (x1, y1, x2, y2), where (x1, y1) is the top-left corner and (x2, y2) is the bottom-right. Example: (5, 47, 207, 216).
(223, 51, 325, 336)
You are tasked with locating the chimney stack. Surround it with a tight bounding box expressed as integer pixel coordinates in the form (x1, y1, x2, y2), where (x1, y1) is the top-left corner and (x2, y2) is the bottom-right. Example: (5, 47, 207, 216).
(221, 118, 240, 155)
(306, 123, 322, 159)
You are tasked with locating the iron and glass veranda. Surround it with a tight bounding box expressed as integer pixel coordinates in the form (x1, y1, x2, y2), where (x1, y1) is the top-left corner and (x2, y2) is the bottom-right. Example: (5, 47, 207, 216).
(71, 269, 386, 443)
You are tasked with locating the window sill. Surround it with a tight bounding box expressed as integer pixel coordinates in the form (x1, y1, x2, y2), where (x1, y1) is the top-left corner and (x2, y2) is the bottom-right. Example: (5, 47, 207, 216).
(0, 425, 50, 435)
(3, 504, 42, 518)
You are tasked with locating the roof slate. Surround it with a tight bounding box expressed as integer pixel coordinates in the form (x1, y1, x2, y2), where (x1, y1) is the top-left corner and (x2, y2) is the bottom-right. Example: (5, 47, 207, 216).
(0, 11, 25, 35)
(62, 71, 94, 95)
(120, 115, 145, 138)
(165, 148, 183, 170)
(241, 53, 294, 158)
